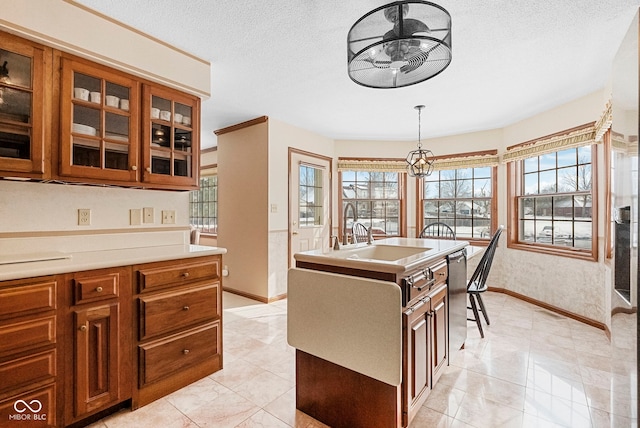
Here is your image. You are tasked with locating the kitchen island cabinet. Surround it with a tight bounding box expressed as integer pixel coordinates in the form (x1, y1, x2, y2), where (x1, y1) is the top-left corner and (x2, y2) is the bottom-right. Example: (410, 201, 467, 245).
(289, 238, 467, 428)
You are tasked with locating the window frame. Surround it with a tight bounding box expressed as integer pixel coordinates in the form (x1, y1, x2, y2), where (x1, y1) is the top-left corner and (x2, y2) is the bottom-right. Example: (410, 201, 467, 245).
(507, 144, 598, 261)
(417, 164, 498, 245)
(338, 169, 407, 239)
(189, 172, 218, 236)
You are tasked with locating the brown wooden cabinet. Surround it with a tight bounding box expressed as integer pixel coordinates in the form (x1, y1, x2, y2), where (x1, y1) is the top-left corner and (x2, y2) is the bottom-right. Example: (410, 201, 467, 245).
(141, 84, 200, 189)
(0, 276, 58, 427)
(0, 30, 201, 190)
(430, 283, 448, 386)
(61, 267, 132, 425)
(133, 255, 222, 409)
(0, 32, 52, 179)
(59, 55, 140, 184)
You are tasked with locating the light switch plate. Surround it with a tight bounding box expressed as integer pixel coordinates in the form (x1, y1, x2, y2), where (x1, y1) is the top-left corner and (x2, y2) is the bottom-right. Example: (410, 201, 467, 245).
(130, 209, 142, 225)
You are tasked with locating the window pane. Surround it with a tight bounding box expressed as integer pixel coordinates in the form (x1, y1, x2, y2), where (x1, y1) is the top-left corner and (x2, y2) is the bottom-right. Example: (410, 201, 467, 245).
(440, 180, 456, 198)
(456, 168, 472, 180)
(557, 166, 577, 192)
(539, 170, 556, 194)
(474, 166, 491, 179)
(524, 173, 538, 195)
(474, 178, 491, 197)
(539, 152, 556, 170)
(456, 179, 472, 198)
(524, 157, 538, 173)
(424, 181, 439, 198)
(557, 148, 576, 168)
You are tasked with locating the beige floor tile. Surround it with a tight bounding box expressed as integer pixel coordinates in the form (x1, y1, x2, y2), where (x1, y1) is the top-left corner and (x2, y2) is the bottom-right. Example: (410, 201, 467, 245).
(235, 409, 290, 428)
(454, 393, 524, 428)
(423, 382, 466, 417)
(232, 371, 294, 408)
(523, 388, 592, 428)
(183, 390, 260, 428)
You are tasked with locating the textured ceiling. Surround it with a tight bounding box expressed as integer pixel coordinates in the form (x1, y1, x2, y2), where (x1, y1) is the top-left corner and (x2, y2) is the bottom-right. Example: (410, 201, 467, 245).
(75, 0, 639, 148)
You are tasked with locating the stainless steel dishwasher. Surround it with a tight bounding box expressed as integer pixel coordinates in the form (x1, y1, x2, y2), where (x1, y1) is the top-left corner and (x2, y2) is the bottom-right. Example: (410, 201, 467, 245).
(447, 249, 467, 356)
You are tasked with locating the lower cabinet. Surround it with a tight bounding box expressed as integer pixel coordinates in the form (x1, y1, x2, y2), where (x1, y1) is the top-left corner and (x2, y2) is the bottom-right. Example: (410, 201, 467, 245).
(133, 256, 222, 409)
(61, 266, 132, 426)
(402, 283, 449, 427)
(0, 276, 58, 427)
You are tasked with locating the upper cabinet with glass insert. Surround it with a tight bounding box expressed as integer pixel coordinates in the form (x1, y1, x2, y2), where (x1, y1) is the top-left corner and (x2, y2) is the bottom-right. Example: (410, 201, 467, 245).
(141, 84, 200, 189)
(0, 32, 50, 178)
(59, 55, 140, 183)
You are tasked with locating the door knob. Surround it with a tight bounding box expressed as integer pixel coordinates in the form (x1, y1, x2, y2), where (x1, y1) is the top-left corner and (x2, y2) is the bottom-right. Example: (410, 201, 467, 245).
(79, 325, 87, 332)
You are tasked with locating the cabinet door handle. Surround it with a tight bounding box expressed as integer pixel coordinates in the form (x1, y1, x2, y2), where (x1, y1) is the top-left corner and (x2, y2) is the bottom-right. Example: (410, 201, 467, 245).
(182, 349, 190, 355)
(79, 325, 87, 332)
(183, 305, 190, 311)
(182, 272, 190, 279)
(95, 286, 103, 292)
(146, 167, 152, 172)
(131, 165, 138, 171)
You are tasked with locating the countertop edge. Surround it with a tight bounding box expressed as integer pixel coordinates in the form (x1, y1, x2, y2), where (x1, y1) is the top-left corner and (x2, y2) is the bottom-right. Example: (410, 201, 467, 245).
(0, 245, 227, 281)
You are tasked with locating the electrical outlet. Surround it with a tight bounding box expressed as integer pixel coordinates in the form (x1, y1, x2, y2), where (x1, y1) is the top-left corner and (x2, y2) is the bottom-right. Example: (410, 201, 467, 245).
(78, 209, 91, 226)
(143, 207, 154, 224)
(130, 209, 142, 225)
(162, 210, 176, 224)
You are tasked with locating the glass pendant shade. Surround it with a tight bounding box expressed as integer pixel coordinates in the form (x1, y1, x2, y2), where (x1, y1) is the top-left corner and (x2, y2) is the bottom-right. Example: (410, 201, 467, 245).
(347, 1, 452, 88)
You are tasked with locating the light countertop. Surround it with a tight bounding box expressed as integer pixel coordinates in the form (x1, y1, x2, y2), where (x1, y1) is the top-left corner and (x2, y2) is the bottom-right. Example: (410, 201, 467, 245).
(294, 237, 468, 274)
(0, 244, 226, 281)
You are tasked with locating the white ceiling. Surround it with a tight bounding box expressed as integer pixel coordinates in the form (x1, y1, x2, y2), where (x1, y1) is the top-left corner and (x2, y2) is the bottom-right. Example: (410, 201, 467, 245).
(75, 0, 639, 149)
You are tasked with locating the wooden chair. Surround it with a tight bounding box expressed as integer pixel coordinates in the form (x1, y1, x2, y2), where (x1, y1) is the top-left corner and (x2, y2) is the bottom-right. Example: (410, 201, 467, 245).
(467, 225, 504, 338)
(419, 222, 456, 239)
(351, 222, 369, 243)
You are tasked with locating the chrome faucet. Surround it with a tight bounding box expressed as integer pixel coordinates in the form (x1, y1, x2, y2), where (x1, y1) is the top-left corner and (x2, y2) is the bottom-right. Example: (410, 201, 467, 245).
(342, 202, 357, 245)
(367, 226, 374, 245)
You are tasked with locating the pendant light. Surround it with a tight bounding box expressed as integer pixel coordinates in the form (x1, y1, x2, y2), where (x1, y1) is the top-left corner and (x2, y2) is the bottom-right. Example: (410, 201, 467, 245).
(347, 1, 452, 88)
(406, 105, 434, 178)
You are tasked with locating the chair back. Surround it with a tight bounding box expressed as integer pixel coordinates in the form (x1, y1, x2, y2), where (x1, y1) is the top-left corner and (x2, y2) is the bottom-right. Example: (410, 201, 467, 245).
(467, 225, 504, 290)
(352, 222, 369, 243)
(419, 222, 456, 239)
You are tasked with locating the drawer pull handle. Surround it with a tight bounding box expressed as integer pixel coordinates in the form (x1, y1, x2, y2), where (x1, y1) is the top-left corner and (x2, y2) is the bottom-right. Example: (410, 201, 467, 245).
(96, 286, 103, 292)
(183, 305, 190, 311)
(182, 349, 190, 355)
(438, 272, 446, 276)
(79, 325, 87, 332)
(182, 272, 190, 279)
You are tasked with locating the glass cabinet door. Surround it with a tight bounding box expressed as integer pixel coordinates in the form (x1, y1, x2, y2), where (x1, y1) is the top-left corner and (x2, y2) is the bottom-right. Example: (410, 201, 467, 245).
(0, 33, 48, 177)
(142, 85, 199, 189)
(60, 56, 139, 182)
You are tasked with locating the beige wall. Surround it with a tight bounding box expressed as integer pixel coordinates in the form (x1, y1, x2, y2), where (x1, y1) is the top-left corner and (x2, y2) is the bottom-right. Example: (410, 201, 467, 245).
(217, 122, 269, 299)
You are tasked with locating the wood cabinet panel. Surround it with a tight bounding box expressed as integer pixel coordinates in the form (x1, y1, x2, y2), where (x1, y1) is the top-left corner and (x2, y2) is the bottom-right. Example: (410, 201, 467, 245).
(138, 321, 220, 387)
(0, 384, 56, 427)
(0, 315, 55, 358)
(0, 280, 56, 320)
(73, 303, 120, 417)
(430, 284, 448, 385)
(139, 282, 219, 340)
(137, 259, 219, 293)
(73, 272, 119, 305)
(0, 349, 56, 394)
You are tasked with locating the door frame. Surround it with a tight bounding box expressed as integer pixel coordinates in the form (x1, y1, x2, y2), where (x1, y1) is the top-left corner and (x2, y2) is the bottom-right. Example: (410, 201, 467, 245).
(288, 147, 333, 268)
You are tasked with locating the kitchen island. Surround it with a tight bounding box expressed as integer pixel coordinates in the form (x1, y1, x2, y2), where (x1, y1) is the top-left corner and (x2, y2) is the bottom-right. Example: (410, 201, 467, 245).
(288, 238, 468, 428)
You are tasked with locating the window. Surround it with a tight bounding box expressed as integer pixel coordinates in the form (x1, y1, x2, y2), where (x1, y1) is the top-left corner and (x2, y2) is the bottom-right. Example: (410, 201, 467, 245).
(340, 171, 404, 237)
(299, 164, 323, 227)
(189, 175, 217, 234)
(420, 166, 496, 240)
(509, 145, 597, 259)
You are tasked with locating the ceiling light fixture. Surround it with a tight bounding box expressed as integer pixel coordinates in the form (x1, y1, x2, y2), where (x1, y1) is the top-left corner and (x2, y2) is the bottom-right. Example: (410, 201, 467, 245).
(406, 105, 434, 178)
(347, 1, 452, 88)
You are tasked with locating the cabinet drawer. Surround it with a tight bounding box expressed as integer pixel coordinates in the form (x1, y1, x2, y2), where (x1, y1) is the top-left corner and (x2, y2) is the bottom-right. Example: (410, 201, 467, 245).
(0, 316, 55, 358)
(0, 384, 56, 427)
(0, 280, 56, 319)
(139, 283, 219, 340)
(139, 321, 220, 387)
(137, 259, 220, 293)
(0, 349, 56, 394)
(432, 261, 448, 286)
(74, 272, 119, 305)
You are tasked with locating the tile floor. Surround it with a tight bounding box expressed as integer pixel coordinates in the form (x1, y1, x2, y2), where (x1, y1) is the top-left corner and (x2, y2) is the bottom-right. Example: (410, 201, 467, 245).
(89, 291, 637, 428)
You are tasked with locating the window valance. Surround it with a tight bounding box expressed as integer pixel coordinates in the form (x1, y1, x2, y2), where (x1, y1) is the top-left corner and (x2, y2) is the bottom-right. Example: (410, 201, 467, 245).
(337, 151, 500, 173)
(594, 100, 612, 142)
(502, 122, 597, 163)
